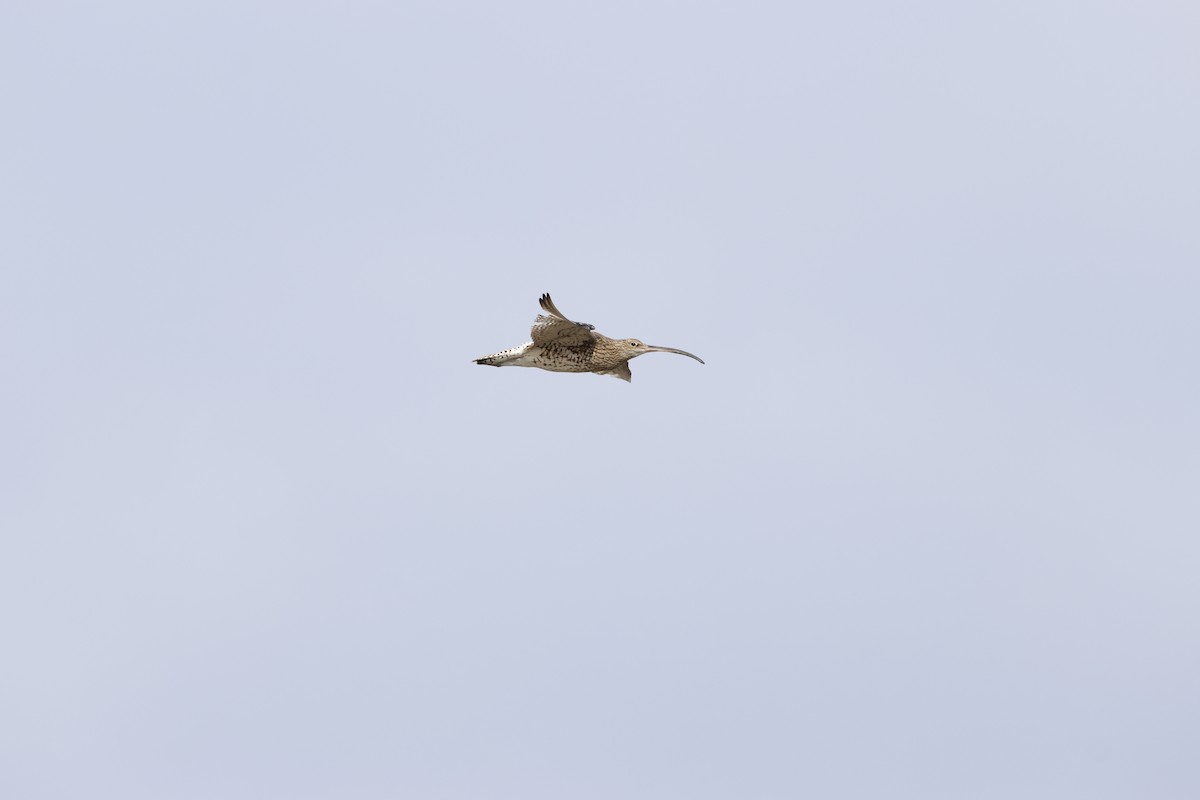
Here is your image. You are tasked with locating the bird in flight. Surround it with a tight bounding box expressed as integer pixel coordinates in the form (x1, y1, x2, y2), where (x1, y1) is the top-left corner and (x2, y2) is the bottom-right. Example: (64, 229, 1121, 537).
(474, 293, 704, 382)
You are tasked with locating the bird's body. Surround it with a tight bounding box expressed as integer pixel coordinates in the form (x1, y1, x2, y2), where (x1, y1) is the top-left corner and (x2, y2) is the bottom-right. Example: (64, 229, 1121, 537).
(474, 293, 704, 382)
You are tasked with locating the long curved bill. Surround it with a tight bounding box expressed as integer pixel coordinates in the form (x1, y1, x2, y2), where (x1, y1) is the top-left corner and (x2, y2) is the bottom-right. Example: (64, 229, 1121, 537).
(646, 345, 705, 364)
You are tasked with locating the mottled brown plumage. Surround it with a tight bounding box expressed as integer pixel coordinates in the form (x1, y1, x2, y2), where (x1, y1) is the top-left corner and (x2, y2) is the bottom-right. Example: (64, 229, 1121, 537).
(473, 293, 704, 382)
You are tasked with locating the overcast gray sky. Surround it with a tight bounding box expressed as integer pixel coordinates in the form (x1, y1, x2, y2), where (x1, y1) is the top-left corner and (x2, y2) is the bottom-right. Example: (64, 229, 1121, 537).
(2, 1, 1198, 798)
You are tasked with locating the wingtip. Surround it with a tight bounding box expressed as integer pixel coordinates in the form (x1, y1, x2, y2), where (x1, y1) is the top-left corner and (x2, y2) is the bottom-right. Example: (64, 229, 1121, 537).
(538, 292, 570, 321)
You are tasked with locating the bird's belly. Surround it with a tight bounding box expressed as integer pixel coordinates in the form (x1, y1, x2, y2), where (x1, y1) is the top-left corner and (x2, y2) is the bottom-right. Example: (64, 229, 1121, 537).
(520, 346, 593, 373)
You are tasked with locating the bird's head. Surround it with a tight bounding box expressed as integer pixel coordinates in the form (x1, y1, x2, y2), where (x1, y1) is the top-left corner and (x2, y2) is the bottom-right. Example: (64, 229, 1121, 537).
(619, 338, 705, 364)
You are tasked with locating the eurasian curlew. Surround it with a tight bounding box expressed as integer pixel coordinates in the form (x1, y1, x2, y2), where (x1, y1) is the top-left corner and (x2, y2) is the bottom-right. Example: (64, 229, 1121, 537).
(473, 293, 704, 382)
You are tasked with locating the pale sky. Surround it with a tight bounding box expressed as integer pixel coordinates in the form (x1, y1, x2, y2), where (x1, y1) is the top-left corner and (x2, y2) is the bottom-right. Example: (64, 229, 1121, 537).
(2, 2, 1198, 798)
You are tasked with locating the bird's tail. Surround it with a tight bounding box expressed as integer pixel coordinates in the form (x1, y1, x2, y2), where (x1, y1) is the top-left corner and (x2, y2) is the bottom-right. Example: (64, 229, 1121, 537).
(472, 343, 532, 367)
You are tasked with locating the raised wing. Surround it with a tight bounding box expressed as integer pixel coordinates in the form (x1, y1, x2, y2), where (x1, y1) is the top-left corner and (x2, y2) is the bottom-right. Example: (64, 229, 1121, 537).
(530, 293, 597, 348)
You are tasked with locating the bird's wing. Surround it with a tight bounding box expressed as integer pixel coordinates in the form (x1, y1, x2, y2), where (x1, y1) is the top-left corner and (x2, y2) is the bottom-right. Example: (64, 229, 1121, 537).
(530, 293, 597, 347)
(598, 362, 632, 382)
(538, 293, 574, 321)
